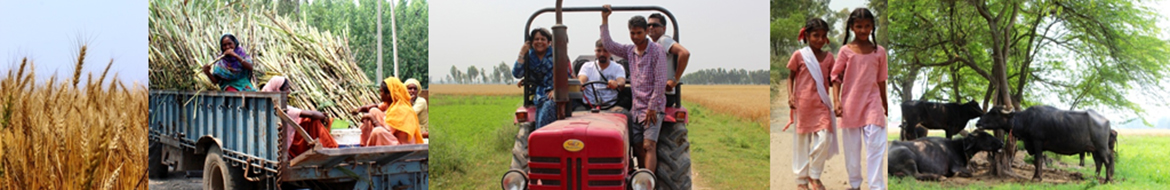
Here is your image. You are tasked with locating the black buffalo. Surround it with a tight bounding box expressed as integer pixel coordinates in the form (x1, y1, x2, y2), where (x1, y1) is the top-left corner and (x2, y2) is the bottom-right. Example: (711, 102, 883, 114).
(1080, 129, 1117, 167)
(900, 100, 985, 140)
(889, 131, 1003, 180)
(976, 105, 1114, 183)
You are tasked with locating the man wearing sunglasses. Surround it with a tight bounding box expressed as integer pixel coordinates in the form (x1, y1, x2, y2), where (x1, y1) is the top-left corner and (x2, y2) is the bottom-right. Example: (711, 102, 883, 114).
(647, 13, 691, 107)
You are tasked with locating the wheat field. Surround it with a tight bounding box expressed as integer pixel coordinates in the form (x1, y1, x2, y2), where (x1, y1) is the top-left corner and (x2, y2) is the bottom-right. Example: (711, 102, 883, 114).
(430, 84, 770, 127)
(0, 48, 148, 189)
(430, 84, 525, 96)
(681, 85, 770, 128)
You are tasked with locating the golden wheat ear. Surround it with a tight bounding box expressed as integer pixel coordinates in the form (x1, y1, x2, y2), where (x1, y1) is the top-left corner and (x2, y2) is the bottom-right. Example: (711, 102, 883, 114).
(14, 58, 28, 84)
(97, 59, 113, 86)
(72, 45, 87, 88)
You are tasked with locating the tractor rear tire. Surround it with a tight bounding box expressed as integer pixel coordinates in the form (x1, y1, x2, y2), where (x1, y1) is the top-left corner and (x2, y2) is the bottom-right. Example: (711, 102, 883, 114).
(655, 122, 692, 190)
(511, 122, 535, 172)
(203, 147, 254, 190)
(148, 141, 168, 179)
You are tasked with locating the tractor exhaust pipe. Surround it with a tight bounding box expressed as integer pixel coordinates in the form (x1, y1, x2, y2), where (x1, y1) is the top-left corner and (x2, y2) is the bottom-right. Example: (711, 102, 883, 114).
(552, 0, 569, 119)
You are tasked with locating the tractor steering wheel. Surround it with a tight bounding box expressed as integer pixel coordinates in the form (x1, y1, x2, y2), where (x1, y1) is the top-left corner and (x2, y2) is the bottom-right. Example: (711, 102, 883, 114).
(581, 80, 619, 110)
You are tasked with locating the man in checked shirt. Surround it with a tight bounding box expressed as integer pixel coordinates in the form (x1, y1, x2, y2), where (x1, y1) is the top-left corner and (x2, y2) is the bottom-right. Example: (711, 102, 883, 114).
(600, 4, 668, 173)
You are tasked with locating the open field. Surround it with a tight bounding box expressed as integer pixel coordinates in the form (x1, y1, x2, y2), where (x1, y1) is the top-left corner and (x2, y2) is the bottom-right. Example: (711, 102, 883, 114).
(1, 56, 148, 189)
(428, 84, 524, 96)
(428, 93, 770, 189)
(681, 85, 770, 128)
(429, 84, 770, 126)
(429, 95, 519, 189)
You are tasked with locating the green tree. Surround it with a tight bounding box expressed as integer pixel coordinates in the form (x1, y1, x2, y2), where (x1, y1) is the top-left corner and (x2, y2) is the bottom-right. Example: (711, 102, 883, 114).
(889, 0, 1170, 177)
(770, 0, 831, 89)
(450, 65, 462, 84)
(480, 68, 488, 84)
(681, 68, 770, 85)
(499, 62, 514, 84)
(466, 65, 478, 84)
(390, 0, 429, 87)
(300, 0, 429, 88)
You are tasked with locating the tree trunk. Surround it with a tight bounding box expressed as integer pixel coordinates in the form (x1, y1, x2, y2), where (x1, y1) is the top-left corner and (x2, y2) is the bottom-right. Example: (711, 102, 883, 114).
(951, 64, 961, 101)
(899, 65, 921, 103)
(974, 0, 1021, 178)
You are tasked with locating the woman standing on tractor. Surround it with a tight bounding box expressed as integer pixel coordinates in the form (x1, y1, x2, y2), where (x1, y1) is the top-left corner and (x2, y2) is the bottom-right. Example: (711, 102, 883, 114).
(512, 28, 558, 129)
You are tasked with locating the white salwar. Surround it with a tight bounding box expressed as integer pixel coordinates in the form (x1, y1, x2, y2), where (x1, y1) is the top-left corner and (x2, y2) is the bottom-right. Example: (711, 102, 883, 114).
(843, 124, 887, 190)
(792, 128, 836, 184)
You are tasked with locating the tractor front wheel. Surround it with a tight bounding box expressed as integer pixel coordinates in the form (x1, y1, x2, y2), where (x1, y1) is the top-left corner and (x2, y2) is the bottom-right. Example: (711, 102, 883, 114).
(511, 122, 535, 172)
(655, 122, 692, 190)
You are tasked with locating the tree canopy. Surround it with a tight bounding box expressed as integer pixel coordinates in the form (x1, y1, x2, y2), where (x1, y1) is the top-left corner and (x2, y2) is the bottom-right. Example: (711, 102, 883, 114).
(294, 0, 430, 88)
(889, 0, 1169, 120)
(888, 0, 1170, 177)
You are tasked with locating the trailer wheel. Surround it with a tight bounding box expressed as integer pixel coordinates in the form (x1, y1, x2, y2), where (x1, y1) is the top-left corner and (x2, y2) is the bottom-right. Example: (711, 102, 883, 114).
(655, 122, 692, 190)
(149, 142, 168, 179)
(511, 122, 535, 172)
(203, 147, 253, 190)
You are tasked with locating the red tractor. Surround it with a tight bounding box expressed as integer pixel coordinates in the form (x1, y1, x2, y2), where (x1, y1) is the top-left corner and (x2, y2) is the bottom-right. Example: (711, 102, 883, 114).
(502, 3, 691, 190)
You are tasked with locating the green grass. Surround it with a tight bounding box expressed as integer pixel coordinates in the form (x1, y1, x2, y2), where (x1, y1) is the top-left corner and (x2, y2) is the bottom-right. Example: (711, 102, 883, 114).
(429, 95, 769, 189)
(429, 95, 520, 189)
(889, 132, 1170, 189)
(682, 101, 770, 188)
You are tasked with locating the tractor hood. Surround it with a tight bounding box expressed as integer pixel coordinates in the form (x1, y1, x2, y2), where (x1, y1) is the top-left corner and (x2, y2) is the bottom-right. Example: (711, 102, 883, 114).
(529, 112, 629, 158)
(526, 112, 630, 189)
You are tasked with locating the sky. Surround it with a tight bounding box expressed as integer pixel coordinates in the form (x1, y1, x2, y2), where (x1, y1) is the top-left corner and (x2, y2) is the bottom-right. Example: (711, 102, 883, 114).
(430, 0, 769, 82)
(0, 0, 148, 85)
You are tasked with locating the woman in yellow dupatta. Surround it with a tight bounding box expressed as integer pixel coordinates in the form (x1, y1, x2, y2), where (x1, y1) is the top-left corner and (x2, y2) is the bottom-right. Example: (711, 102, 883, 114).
(353, 77, 424, 146)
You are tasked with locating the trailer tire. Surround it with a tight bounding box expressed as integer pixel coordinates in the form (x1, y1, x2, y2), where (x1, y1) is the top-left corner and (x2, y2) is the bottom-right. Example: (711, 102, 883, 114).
(203, 147, 253, 190)
(149, 142, 168, 179)
(655, 122, 692, 190)
(511, 122, 535, 172)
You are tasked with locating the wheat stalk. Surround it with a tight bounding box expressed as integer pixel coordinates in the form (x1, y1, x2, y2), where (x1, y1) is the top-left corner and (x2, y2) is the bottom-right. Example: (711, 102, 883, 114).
(0, 45, 147, 189)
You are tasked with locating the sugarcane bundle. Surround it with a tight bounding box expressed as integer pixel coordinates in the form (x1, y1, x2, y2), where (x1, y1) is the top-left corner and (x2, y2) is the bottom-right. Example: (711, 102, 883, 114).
(149, 0, 379, 123)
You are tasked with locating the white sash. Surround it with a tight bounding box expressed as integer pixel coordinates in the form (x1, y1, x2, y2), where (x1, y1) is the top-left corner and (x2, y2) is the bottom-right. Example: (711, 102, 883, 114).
(793, 46, 839, 156)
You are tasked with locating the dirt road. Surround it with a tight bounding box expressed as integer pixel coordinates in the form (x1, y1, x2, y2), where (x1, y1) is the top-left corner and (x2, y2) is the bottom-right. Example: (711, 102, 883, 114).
(147, 171, 202, 190)
(770, 90, 889, 190)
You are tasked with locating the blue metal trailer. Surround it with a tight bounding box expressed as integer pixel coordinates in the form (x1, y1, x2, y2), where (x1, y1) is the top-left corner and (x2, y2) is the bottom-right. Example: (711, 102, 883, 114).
(148, 90, 428, 190)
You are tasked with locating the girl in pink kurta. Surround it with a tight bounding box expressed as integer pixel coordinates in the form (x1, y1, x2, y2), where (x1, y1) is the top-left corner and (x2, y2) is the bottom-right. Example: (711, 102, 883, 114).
(831, 8, 888, 190)
(785, 18, 838, 190)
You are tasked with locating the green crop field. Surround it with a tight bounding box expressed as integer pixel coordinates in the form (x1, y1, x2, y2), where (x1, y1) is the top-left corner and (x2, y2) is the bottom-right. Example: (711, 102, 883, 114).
(428, 94, 769, 189)
(889, 132, 1170, 189)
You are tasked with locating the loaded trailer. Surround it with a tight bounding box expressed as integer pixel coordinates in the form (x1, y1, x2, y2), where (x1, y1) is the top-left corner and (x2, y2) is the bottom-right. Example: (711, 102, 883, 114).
(148, 90, 428, 190)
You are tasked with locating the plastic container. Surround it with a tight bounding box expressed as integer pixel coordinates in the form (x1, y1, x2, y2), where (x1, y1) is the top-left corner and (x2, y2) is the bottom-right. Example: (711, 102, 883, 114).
(331, 128, 362, 148)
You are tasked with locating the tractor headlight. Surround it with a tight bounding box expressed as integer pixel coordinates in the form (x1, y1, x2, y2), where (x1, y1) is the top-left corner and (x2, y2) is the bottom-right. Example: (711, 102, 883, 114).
(501, 170, 527, 190)
(675, 111, 687, 122)
(629, 169, 655, 190)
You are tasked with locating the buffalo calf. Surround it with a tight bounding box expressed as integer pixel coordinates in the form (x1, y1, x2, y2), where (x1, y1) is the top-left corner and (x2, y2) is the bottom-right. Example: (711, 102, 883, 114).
(889, 131, 1003, 181)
